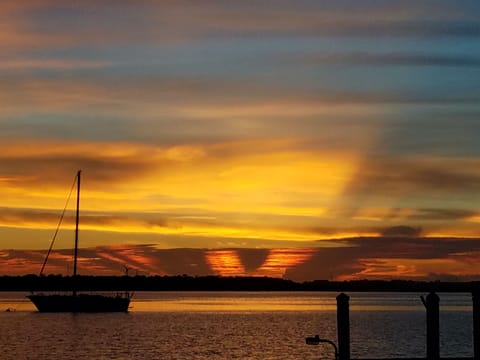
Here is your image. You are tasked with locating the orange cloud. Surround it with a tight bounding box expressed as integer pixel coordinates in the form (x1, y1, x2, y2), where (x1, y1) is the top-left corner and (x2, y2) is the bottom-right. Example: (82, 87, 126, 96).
(94, 245, 163, 275)
(256, 249, 315, 278)
(339, 255, 480, 281)
(0, 59, 110, 70)
(205, 250, 245, 276)
(205, 248, 315, 278)
(3, 240, 480, 280)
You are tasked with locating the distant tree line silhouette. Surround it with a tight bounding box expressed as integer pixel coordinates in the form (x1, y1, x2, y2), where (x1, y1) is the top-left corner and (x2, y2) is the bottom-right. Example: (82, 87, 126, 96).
(0, 275, 478, 292)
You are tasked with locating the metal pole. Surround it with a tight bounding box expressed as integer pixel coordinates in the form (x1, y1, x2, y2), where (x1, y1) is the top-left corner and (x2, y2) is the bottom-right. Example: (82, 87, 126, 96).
(336, 293, 350, 360)
(305, 336, 338, 360)
(73, 170, 81, 296)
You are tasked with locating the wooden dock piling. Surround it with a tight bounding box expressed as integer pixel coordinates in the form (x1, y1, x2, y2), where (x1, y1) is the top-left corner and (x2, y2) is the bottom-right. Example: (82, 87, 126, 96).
(332, 290, 477, 360)
(473, 290, 480, 360)
(424, 292, 440, 360)
(337, 292, 351, 360)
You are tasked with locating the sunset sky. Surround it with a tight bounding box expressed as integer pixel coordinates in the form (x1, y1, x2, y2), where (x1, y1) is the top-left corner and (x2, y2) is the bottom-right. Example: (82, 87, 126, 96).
(2, 0, 480, 281)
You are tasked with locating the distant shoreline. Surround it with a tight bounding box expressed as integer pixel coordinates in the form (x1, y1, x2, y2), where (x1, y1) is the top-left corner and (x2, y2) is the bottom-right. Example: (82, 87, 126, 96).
(0, 275, 478, 292)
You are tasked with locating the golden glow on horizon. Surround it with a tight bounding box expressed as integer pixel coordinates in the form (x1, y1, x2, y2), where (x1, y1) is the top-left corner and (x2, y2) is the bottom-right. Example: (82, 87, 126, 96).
(0, 212, 372, 244)
(0, 138, 364, 246)
(2, 138, 478, 249)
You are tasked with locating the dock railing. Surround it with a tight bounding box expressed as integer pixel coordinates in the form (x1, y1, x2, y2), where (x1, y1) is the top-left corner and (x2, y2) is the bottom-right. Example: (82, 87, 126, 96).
(307, 291, 479, 360)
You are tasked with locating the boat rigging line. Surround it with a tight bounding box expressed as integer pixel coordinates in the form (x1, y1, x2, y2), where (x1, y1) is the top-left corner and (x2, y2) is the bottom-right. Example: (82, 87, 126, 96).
(39, 173, 78, 276)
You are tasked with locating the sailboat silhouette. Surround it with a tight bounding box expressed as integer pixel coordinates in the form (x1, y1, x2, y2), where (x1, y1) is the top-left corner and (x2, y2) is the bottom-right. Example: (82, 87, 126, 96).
(27, 170, 131, 312)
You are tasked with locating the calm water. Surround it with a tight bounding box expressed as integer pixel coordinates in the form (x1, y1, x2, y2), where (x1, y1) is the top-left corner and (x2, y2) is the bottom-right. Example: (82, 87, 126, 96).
(0, 292, 474, 359)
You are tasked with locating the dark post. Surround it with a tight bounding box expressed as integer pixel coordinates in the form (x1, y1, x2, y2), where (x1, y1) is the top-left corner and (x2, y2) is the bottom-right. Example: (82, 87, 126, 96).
(424, 292, 440, 360)
(337, 293, 350, 360)
(473, 290, 480, 360)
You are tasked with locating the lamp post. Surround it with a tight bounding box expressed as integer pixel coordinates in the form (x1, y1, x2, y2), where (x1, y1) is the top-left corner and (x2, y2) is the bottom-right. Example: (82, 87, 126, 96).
(306, 335, 339, 360)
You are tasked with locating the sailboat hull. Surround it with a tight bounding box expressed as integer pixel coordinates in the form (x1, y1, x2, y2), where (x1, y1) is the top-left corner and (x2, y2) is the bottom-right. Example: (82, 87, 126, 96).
(28, 294, 130, 313)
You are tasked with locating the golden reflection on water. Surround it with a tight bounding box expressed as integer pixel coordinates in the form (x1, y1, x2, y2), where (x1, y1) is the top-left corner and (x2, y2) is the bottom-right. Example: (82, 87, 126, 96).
(1, 292, 473, 313)
(129, 292, 340, 312)
(132, 302, 470, 313)
(132, 297, 337, 312)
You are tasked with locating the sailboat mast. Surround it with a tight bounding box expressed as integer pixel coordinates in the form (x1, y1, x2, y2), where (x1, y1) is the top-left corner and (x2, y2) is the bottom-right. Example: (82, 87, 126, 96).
(73, 170, 81, 296)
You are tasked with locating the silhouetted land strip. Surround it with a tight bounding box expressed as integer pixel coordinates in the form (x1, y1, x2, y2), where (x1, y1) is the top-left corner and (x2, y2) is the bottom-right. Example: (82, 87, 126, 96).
(0, 275, 479, 292)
